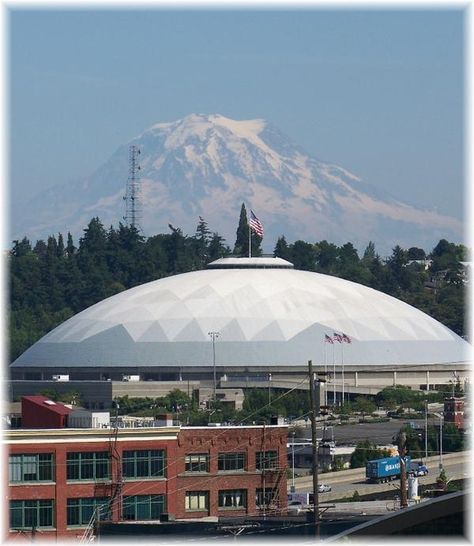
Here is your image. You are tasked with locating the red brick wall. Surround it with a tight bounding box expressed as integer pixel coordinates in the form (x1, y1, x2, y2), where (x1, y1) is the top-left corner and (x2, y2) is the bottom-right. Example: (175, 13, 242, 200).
(175, 426, 288, 519)
(7, 437, 177, 540)
(6, 426, 287, 540)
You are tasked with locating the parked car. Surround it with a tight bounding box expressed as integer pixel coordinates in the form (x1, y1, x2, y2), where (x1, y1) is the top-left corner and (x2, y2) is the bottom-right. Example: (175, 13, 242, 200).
(412, 464, 429, 477)
(287, 501, 305, 514)
(318, 484, 331, 493)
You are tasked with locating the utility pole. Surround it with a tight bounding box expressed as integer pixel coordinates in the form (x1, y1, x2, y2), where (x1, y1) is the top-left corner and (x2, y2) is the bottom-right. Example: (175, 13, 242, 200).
(433, 412, 444, 471)
(424, 400, 428, 460)
(208, 331, 220, 406)
(396, 431, 408, 508)
(291, 431, 296, 492)
(308, 360, 322, 537)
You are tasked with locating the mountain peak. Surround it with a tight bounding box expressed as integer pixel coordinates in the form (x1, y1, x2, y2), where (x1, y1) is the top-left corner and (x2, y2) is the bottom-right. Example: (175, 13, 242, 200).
(14, 115, 463, 254)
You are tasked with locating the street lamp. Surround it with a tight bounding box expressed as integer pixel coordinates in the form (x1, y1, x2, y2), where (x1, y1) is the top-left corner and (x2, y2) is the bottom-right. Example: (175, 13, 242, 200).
(291, 431, 296, 492)
(433, 412, 444, 471)
(424, 400, 428, 460)
(208, 331, 220, 406)
(268, 373, 272, 405)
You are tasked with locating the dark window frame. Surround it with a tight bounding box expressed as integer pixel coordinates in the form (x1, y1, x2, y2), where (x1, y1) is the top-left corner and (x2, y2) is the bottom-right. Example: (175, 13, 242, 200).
(185, 453, 209, 473)
(10, 500, 54, 530)
(256, 450, 278, 470)
(185, 491, 209, 511)
(66, 497, 111, 527)
(66, 451, 110, 481)
(9, 453, 54, 483)
(218, 489, 247, 509)
(122, 450, 165, 480)
(122, 495, 166, 521)
(217, 452, 246, 472)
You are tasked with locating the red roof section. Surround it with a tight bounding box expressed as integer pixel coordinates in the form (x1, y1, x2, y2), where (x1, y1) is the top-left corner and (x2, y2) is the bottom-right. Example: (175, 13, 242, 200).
(21, 396, 72, 416)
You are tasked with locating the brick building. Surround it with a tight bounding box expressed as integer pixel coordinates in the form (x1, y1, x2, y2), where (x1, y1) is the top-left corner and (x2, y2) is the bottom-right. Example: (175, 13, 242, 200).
(443, 397, 465, 429)
(5, 424, 287, 541)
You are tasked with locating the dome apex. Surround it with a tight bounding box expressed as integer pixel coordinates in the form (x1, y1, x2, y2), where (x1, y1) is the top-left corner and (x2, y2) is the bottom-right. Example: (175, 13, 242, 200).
(206, 257, 294, 269)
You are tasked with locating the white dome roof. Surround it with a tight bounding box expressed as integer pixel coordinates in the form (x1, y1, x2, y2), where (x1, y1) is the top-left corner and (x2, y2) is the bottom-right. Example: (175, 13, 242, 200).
(12, 258, 469, 369)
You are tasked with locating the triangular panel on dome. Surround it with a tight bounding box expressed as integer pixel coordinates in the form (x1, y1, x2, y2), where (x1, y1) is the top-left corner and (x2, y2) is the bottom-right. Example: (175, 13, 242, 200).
(136, 321, 170, 342)
(268, 318, 315, 341)
(219, 319, 249, 342)
(82, 324, 134, 344)
(101, 305, 156, 324)
(162, 318, 197, 341)
(124, 321, 156, 341)
(131, 288, 182, 307)
(173, 319, 208, 342)
(251, 320, 287, 341)
(42, 319, 100, 343)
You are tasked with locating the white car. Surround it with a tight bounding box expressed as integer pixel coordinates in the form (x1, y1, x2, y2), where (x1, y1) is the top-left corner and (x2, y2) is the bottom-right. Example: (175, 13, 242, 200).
(318, 484, 332, 493)
(287, 501, 305, 514)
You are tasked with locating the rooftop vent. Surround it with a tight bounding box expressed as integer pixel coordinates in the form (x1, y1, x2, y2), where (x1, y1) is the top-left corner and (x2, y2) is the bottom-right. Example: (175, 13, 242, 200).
(206, 257, 294, 270)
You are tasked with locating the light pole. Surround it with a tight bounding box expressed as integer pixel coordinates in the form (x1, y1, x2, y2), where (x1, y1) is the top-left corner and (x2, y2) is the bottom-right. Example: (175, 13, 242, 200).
(208, 331, 220, 406)
(268, 373, 272, 405)
(434, 412, 444, 471)
(424, 400, 428, 460)
(291, 431, 296, 492)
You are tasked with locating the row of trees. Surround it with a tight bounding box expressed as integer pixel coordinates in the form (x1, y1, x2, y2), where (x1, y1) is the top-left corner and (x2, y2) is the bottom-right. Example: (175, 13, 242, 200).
(9, 205, 467, 362)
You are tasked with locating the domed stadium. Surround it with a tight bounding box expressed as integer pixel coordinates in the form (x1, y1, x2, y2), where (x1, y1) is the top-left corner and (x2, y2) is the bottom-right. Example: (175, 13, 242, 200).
(11, 258, 469, 397)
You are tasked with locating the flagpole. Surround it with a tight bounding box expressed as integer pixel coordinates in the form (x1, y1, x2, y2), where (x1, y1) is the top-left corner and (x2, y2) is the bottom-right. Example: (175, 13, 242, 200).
(324, 342, 327, 406)
(341, 342, 345, 405)
(332, 343, 336, 405)
(248, 220, 251, 258)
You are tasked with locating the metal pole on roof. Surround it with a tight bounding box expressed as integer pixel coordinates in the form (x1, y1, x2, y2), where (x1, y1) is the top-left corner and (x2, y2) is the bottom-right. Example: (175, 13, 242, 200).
(308, 360, 320, 537)
(208, 332, 220, 407)
(248, 219, 251, 258)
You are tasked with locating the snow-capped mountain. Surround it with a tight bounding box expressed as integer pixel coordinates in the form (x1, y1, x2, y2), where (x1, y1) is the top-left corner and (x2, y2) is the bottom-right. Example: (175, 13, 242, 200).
(13, 113, 463, 253)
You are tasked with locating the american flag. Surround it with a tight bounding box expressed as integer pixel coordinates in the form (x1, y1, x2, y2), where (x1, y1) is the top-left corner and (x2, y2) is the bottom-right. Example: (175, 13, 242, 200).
(249, 210, 264, 237)
(342, 333, 352, 344)
(324, 334, 334, 344)
(333, 332, 343, 343)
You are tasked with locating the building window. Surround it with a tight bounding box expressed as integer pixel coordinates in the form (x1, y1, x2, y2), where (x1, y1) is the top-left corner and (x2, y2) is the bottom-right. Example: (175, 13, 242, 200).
(9, 454, 54, 483)
(67, 498, 111, 526)
(256, 488, 274, 508)
(122, 450, 165, 479)
(122, 495, 165, 521)
(218, 453, 246, 472)
(185, 453, 209, 473)
(10, 500, 54, 530)
(256, 450, 278, 470)
(185, 491, 209, 511)
(67, 452, 110, 481)
(218, 490, 247, 509)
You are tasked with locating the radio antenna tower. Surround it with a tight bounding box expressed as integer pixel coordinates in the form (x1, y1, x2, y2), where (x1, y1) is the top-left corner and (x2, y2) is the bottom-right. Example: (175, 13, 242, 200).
(123, 145, 142, 230)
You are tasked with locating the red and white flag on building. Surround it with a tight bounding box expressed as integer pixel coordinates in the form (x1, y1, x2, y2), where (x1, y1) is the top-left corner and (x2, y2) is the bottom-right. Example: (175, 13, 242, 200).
(324, 334, 334, 344)
(333, 332, 343, 343)
(249, 210, 264, 237)
(342, 333, 352, 344)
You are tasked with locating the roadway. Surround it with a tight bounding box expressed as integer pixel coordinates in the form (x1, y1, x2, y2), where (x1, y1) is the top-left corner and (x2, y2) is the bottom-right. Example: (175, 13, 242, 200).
(291, 451, 470, 502)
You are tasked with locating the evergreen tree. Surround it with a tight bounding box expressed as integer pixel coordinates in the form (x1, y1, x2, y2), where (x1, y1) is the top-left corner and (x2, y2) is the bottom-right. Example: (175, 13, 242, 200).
(362, 241, 377, 264)
(194, 217, 211, 267)
(233, 203, 249, 256)
(208, 233, 230, 262)
(291, 240, 316, 271)
(273, 236, 292, 261)
(57, 233, 65, 257)
(66, 232, 76, 257)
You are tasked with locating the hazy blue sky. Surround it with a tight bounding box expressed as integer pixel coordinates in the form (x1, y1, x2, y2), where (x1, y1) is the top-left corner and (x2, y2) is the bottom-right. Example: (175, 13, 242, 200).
(9, 8, 465, 223)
